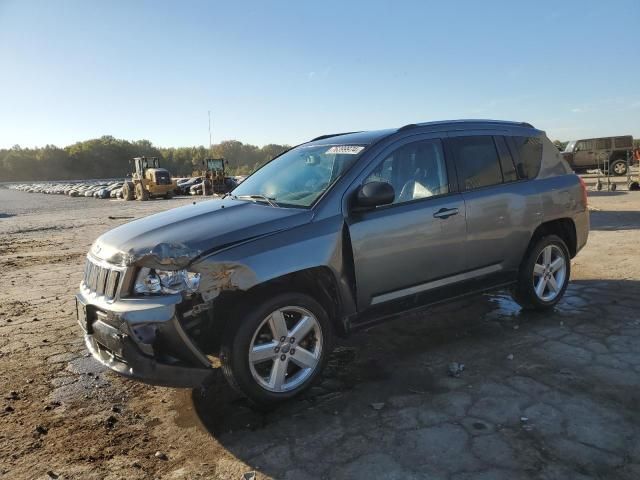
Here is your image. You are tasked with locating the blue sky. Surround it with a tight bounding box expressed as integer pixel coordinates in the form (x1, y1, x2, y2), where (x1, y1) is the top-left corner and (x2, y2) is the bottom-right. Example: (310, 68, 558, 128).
(0, 0, 639, 148)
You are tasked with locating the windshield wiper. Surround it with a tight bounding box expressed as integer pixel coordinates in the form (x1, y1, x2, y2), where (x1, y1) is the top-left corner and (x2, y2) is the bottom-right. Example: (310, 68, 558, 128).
(235, 194, 279, 207)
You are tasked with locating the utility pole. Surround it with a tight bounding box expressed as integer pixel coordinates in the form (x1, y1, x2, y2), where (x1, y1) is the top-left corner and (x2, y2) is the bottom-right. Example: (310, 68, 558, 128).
(208, 110, 213, 155)
(205, 111, 212, 197)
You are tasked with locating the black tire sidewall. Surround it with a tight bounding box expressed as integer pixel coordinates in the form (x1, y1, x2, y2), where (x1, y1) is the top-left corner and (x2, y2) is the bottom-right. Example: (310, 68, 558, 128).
(517, 235, 571, 310)
(221, 292, 333, 405)
(610, 160, 626, 176)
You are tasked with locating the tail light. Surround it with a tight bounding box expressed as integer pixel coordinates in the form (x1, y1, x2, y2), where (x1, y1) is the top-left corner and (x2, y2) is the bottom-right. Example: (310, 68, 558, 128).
(578, 176, 588, 206)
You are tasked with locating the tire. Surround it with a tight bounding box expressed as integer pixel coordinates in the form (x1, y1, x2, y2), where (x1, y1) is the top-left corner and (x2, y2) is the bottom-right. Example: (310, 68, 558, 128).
(224, 177, 237, 193)
(122, 182, 135, 201)
(135, 183, 149, 201)
(609, 159, 627, 176)
(512, 234, 571, 311)
(164, 190, 174, 200)
(220, 292, 333, 406)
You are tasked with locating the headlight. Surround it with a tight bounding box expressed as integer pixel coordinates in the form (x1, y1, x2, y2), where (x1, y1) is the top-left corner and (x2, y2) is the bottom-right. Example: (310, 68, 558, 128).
(134, 267, 200, 295)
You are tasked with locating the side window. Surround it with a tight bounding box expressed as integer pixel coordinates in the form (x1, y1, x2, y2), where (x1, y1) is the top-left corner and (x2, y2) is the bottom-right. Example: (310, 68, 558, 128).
(595, 138, 612, 150)
(575, 140, 593, 151)
(495, 136, 518, 182)
(510, 136, 543, 179)
(364, 139, 448, 205)
(613, 136, 633, 149)
(448, 136, 502, 190)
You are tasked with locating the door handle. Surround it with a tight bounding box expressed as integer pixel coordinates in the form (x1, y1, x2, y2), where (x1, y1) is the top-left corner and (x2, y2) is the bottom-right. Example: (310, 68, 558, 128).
(433, 207, 459, 219)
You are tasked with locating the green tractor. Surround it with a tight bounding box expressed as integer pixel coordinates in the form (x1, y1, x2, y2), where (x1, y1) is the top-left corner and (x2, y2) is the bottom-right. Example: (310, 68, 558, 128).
(122, 157, 177, 201)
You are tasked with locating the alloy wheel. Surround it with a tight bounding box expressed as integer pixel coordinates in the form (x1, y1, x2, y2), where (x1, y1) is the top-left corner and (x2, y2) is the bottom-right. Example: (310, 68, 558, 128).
(532, 245, 567, 302)
(248, 306, 323, 393)
(613, 162, 626, 175)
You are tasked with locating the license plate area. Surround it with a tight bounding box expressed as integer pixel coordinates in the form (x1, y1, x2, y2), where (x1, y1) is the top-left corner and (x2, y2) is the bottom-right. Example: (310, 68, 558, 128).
(92, 319, 124, 358)
(76, 297, 90, 333)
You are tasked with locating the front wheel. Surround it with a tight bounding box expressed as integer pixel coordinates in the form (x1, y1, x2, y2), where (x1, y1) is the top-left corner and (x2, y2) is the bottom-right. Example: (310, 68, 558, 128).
(220, 292, 332, 406)
(122, 181, 135, 201)
(512, 235, 570, 310)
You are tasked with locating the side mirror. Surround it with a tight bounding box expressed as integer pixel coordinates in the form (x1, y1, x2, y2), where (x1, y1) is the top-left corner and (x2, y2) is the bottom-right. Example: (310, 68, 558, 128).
(354, 181, 395, 209)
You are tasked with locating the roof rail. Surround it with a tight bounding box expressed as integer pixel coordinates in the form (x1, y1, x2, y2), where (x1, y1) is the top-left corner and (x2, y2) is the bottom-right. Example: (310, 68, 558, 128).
(397, 119, 535, 132)
(310, 131, 361, 142)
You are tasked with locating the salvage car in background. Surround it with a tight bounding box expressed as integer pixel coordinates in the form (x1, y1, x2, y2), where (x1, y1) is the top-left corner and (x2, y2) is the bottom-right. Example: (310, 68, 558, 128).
(562, 135, 635, 175)
(77, 119, 589, 406)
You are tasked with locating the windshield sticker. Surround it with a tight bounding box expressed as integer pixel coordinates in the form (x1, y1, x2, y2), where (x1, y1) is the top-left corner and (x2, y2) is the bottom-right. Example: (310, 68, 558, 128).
(325, 145, 364, 155)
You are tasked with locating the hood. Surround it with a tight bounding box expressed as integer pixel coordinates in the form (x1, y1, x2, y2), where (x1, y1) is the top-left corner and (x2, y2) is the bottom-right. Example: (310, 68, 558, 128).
(92, 198, 313, 269)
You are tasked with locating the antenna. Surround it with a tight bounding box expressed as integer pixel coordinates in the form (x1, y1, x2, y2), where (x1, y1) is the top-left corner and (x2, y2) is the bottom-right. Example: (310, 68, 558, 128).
(208, 110, 212, 154)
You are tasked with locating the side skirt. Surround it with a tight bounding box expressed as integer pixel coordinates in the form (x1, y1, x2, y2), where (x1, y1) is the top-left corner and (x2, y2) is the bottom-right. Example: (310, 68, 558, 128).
(350, 275, 517, 332)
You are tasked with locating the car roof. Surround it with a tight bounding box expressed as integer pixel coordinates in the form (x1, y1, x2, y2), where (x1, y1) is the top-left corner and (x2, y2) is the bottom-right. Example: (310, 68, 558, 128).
(307, 119, 539, 146)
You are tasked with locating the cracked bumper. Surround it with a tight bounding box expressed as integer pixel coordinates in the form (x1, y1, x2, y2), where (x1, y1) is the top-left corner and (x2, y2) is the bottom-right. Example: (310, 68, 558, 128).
(77, 289, 214, 388)
(84, 332, 213, 388)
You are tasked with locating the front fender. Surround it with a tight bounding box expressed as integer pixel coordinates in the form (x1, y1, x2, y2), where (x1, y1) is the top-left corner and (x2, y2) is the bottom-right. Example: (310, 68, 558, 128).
(191, 215, 357, 317)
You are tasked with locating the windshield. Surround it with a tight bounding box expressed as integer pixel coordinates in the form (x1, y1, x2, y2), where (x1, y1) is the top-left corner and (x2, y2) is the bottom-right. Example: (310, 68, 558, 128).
(231, 143, 366, 207)
(564, 141, 576, 152)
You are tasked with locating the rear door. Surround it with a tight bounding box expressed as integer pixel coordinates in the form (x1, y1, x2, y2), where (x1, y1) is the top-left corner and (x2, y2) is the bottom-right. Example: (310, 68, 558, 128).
(346, 135, 467, 309)
(446, 134, 539, 277)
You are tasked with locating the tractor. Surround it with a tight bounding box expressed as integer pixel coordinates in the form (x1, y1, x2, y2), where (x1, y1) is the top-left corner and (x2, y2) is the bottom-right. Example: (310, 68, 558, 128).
(191, 158, 236, 195)
(122, 156, 177, 201)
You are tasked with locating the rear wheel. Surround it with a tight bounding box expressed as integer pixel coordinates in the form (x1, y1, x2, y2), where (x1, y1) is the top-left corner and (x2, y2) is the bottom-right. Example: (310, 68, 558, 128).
(220, 292, 332, 406)
(610, 159, 627, 176)
(512, 235, 570, 310)
(164, 190, 174, 200)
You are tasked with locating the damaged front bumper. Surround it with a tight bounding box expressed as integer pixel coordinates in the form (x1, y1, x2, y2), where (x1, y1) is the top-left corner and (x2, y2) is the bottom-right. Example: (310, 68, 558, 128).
(76, 287, 214, 388)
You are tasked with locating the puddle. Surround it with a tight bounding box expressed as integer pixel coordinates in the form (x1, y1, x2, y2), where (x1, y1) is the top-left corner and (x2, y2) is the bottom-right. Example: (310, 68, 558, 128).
(48, 355, 109, 404)
(483, 293, 522, 321)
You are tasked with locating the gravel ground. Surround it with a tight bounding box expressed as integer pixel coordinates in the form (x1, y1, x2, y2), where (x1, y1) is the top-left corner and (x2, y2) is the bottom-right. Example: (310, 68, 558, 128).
(0, 184, 639, 479)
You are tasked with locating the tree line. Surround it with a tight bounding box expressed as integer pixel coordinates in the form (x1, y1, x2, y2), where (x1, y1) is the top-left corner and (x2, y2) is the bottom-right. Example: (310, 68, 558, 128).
(0, 136, 290, 182)
(2, 135, 638, 182)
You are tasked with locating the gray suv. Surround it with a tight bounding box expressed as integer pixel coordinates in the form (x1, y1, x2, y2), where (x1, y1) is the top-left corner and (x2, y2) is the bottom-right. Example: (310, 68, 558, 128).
(76, 120, 589, 405)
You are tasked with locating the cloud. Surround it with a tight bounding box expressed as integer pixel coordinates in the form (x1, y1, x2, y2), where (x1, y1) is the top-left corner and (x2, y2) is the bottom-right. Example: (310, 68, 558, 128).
(307, 71, 316, 79)
(571, 107, 585, 113)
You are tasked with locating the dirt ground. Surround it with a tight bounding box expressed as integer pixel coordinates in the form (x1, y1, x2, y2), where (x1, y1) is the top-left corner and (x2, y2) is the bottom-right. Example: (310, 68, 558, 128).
(1, 183, 639, 480)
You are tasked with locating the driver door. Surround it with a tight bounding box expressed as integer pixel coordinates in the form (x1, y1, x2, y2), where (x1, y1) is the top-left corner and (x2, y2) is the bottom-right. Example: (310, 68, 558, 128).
(346, 136, 467, 310)
(574, 139, 595, 168)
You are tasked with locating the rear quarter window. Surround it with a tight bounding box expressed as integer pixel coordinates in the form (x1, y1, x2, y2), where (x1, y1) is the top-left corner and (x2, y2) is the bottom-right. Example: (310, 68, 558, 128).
(509, 136, 543, 179)
(613, 136, 633, 149)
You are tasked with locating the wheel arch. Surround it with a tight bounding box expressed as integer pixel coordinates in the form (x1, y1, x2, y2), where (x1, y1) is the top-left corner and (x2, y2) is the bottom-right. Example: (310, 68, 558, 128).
(609, 150, 628, 161)
(205, 266, 349, 354)
(526, 218, 577, 259)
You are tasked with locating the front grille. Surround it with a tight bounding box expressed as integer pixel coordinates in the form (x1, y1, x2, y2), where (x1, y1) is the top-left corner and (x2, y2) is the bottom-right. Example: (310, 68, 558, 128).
(83, 257, 123, 300)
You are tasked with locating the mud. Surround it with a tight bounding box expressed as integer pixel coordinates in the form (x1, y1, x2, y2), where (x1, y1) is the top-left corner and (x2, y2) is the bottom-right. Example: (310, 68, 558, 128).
(1, 186, 640, 479)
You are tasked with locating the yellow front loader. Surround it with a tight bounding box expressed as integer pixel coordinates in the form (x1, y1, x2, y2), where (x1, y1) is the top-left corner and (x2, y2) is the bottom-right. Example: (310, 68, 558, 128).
(122, 157, 177, 201)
